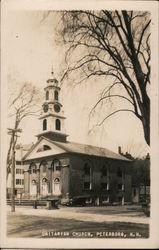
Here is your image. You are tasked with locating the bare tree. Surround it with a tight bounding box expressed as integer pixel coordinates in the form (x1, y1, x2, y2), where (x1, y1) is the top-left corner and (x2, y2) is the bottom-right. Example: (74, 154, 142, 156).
(59, 10, 150, 145)
(7, 82, 41, 179)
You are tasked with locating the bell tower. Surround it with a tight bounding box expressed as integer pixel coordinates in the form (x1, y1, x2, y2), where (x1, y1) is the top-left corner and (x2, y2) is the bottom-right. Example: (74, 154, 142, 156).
(37, 70, 68, 142)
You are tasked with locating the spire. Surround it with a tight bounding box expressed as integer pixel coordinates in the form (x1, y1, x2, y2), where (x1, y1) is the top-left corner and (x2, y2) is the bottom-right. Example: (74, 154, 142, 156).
(46, 65, 58, 87)
(51, 65, 54, 76)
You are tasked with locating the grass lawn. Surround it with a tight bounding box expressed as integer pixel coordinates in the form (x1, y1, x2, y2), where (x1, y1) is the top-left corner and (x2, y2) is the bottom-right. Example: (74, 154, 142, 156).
(7, 213, 149, 238)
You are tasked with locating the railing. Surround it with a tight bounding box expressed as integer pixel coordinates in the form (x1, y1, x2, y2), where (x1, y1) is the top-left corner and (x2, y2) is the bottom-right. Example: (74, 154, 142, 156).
(6, 199, 46, 206)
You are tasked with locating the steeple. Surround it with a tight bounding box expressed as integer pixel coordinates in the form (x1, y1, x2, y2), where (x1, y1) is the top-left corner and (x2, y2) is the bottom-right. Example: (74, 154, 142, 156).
(46, 67, 59, 88)
(36, 68, 68, 142)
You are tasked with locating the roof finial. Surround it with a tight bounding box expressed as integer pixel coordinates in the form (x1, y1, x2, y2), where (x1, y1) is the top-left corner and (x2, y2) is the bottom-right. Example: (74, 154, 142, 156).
(51, 64, 54, 76)
(46, 64, 59, 86)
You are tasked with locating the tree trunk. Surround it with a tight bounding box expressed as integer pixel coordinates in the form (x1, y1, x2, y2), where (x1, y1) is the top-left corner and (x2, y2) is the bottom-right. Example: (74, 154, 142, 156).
(142, 94, 150, 146)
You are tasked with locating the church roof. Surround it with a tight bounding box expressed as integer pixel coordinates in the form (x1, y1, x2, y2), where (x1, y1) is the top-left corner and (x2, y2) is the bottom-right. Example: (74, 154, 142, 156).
(52, 140, 131, 161)
(23, 136, 130, 162)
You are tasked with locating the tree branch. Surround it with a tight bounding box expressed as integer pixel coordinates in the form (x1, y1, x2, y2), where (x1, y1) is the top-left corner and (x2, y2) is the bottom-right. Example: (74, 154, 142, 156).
(90, 94, 134, 116)
(137, 20, 151, 56)
(96, 109, 138, 126)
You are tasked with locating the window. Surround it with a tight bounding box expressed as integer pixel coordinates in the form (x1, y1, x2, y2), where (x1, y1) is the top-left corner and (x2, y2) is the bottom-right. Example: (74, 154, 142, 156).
(54, 177, 60, 183)
(55, 119, 61, 131)
(84, 182, 91, 190)
(43, 119, 47, 131)
(42, 177, 48, 183)
(22, 179, 24, 185)
(40, 161, 47, 173)
(46, 90, 49, 100)
(43, 165, 46, 172)
(16, 168, 24, 174)
(42, 165, 46, 173)
(33, 168, 36, 173)
(54, 90, 58, 101)
(44, 145, 51, 151)
(117, 167, 122, 177)
(16, 179, 22, 185)
(118, 184, 124, 190)
(52, 159, 61, 171)
(84, 163, 91, 176)
(83, 162, 92, 190)
(29, 163, 37, 174)
(16, 161, 22, 165)
(133, 188, 136, 196)
(16, 169, 19, 174)
(101, 183, 108, 190)
(101, 166, 107, 177)
(37, 145, 51, 152)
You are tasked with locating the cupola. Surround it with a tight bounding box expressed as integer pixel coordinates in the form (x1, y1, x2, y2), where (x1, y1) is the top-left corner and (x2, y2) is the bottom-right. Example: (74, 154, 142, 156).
(36, 68, 68, 143)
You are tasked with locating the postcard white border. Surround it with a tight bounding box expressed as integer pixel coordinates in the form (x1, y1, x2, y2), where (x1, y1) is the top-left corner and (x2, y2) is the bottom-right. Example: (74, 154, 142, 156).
(1, 0, 159, 248)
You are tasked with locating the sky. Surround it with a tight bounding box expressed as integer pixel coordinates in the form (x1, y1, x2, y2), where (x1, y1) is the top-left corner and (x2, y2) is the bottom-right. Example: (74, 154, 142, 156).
(6, 10, 149, 158)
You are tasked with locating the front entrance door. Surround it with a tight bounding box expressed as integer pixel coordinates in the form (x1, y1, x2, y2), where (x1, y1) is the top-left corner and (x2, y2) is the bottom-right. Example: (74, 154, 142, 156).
(30, 180, 37, 196)
(53, 178, 61, 196)
(41, 177, 48, 196)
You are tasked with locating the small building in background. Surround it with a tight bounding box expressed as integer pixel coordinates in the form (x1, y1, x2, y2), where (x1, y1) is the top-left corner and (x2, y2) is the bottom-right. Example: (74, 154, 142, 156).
(7, 143, 34, 199)
(131, 154, 150, 204)
(118, 147, 150, 204)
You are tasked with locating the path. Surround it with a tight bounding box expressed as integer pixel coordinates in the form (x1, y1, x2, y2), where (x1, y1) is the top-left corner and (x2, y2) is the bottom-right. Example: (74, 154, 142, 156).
(7, 206, 149, 225)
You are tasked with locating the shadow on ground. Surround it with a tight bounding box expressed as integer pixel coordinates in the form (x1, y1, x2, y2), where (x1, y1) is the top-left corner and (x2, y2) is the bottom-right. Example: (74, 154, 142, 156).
(7, 213, 149, 238)
(60, 205, 146, 217)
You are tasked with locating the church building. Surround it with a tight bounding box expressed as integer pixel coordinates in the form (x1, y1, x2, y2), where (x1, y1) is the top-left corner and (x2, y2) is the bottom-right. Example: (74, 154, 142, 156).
(22, 71, 132, 205)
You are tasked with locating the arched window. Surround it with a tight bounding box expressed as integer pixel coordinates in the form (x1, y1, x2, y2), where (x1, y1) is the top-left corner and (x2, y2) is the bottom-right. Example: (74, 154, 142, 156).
(37, 145, 51, 152)
(54, 90, 58, 101)
(42, 177, 48, 183)
(52, 159, 61, 171)
(29, 163, 37, 174)
(43, 145, 51, 151)
(43, 119, 47, 131)
(46, 90, 49, 100)
(40, 160, 48, 173)
(56, 119, 61, 131)
(54, 177, 60, 183)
